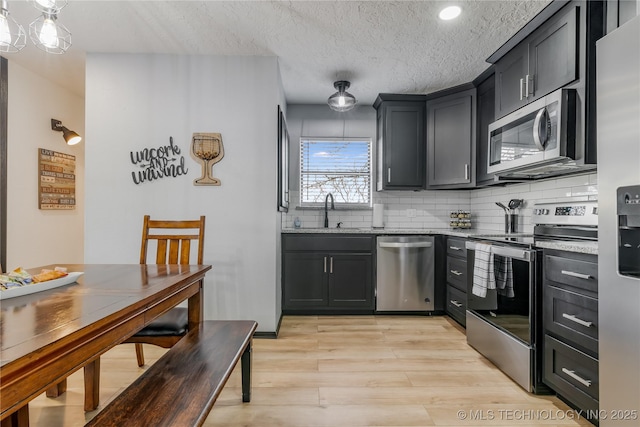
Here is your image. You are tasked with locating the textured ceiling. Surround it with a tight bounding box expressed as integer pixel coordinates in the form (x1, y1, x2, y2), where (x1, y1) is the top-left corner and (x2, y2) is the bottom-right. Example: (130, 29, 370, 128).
(5, 0, 552, 105)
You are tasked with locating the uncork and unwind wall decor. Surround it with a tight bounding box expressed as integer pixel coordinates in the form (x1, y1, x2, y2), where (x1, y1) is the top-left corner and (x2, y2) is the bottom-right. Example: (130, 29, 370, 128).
(129, 133, 224, 186)
(129, 137, 189, 185)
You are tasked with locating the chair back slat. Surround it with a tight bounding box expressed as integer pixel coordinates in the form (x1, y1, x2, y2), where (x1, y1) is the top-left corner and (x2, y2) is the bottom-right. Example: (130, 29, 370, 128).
(156, 240, 168, 264)
(168, 239, 180, 264)
(140, 215, 206, 265)
(180, 240, 191, 264)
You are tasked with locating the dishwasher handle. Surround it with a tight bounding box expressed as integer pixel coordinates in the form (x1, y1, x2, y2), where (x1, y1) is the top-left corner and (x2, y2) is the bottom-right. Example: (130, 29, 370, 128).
(378, 241, 433, 249)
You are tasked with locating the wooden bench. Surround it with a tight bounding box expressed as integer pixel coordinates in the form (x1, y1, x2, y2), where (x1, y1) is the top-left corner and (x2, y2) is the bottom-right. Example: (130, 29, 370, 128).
(86, 320, 258, 427)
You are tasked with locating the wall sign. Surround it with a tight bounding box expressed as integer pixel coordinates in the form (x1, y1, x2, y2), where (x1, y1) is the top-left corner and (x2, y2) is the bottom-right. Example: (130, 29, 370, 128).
(38, 148, 76, 210)
(130, 136, 189, 185)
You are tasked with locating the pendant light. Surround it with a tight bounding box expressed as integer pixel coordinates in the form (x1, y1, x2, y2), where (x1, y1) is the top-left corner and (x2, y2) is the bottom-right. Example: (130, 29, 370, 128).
(1, 0, 72, 54)
(0, 0, 26, 53)
(29, 10, 71, 54)
(327, 80, 357, 112)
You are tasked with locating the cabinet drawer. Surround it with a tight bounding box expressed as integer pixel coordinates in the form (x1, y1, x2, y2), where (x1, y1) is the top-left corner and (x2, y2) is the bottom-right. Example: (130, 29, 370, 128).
(446, 284, 466, 327)
(545, 254, 598, 294)
(447, 257, 467, 291)
(544, 335, 599, 412)
(447, 238, 467, 259)
(283, 235, 374, 252)
(544, 285, 598, 356)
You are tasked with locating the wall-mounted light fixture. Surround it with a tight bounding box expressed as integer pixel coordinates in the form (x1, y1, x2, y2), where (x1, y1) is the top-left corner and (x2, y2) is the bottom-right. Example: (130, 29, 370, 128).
(51, 118, 81, 145)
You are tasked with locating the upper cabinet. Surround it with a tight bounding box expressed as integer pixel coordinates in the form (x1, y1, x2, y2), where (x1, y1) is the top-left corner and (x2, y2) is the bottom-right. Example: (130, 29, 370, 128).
(475, 70, 496, 186)
(495, 6, 579, 118)
(374, 94, 426, 191)
(426, 86, 476, 189)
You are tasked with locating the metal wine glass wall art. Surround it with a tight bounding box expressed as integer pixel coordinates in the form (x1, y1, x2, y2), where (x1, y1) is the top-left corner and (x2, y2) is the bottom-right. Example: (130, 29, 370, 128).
(191, 132, 224, 186)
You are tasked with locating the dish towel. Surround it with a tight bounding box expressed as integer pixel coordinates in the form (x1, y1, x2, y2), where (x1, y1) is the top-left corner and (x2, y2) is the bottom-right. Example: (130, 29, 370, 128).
(495, 256, 515, 298)
(472, 243, 495, 297)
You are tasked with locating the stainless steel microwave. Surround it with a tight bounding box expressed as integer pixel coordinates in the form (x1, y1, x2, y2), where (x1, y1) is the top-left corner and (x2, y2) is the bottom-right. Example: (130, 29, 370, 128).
(488, 88, 579, 177)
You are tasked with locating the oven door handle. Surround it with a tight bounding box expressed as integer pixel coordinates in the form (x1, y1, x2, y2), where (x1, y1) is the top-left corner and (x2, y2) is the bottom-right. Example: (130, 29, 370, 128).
(465, 241, 535, 262)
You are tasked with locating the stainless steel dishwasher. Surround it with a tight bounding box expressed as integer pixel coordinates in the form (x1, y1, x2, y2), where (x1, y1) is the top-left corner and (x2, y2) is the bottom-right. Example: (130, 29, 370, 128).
(376, 235, 435, 311)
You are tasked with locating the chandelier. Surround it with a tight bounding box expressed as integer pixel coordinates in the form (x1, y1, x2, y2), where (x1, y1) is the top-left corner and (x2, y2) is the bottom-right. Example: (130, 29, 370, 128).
(0, 0, 72, 54)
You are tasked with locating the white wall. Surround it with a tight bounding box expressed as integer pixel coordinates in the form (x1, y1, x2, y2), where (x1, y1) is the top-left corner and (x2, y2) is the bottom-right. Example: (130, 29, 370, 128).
(6, 60, 85, 270)
(84, 54, 283, 333)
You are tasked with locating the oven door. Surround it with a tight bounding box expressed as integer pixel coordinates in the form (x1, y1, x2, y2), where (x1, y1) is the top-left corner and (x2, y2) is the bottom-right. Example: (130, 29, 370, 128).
(465, 241, 539, 392)
(487, 88, 576, 175)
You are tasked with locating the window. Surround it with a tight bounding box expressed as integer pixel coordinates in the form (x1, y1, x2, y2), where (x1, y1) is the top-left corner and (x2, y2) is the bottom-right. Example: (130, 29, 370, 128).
(300, 138, 371, 206)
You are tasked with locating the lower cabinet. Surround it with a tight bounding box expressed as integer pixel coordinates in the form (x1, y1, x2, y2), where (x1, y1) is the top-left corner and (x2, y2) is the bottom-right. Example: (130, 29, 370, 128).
(542, 249, 599, 415)
(282, 234, 374, 313)
(444, 237, 468, 326)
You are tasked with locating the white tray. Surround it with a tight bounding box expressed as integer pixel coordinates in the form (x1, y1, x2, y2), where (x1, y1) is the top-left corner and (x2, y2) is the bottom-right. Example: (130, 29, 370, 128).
(0, 272, 84, 300)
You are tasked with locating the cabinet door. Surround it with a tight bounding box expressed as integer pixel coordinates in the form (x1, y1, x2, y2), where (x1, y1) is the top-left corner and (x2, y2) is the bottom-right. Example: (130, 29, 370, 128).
(529, 6, 578, 99)
(476, 72, 496, 186)
(328, 254, 373, 308)
(426, 88, 476, 188)
(495, 45, 529, 118)
(382, 103, 426, 189)
(283, 253, 328, 308)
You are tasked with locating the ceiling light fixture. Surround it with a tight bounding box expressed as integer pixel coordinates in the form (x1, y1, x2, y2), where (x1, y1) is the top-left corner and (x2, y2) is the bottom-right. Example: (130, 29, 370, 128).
(29, 11, 71, 53)
(327, 81, 357, 112)
(1, 0, 71, 54)
(51, 119, 82, 145)
(0, 0, 26, 53)
(439, 5, 462, 21)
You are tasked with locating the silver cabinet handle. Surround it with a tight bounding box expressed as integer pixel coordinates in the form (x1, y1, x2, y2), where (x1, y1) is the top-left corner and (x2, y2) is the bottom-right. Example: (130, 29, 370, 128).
(450, 270, 463, 276)
(464, 164, 469, 180)
(562, 368, 592, 387)
(330, 257, 333, 274)
(449, 246, 461, 251)
(562, 313, 593, 328)
(450, 300, 463, 308)
(561, 270, 592, 280)
(519, 78, 524, 100)
(388, 168, 391, 183)
(525, 74, 530, 98)
(324, 256, 327, 273)
(379, 242, 433, 248)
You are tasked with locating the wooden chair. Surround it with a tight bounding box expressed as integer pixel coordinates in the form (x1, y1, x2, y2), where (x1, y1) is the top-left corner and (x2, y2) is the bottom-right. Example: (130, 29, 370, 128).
(124, 215, 206, 366)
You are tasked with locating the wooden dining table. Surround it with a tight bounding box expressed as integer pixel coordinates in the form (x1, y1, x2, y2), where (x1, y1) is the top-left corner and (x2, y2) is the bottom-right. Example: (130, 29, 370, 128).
(0, 263, 211, 427)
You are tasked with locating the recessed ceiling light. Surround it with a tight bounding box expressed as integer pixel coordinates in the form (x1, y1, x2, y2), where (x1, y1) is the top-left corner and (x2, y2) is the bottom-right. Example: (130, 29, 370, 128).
(439, 6, 461, 21)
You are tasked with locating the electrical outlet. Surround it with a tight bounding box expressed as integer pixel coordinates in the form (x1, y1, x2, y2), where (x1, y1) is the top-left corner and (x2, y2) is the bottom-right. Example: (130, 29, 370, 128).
(407, 208, 416, 218)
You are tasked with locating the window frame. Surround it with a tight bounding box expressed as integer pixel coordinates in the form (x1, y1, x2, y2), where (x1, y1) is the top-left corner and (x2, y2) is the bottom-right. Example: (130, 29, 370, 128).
(299, 136, 373, 208)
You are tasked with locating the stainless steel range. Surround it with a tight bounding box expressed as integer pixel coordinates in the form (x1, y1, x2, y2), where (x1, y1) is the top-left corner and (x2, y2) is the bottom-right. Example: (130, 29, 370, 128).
(465, 201, 598, 393)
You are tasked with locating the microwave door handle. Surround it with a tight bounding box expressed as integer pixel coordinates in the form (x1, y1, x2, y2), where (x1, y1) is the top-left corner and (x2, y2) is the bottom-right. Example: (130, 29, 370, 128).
(533, 107, 548, 151)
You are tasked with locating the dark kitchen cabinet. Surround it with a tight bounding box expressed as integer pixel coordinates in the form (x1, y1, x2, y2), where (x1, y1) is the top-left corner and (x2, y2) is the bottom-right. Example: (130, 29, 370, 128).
(282, 234, 375, 313)
(475, 70, 496, 186)
(542, 249, 599, 414)
(426, 86, 476, 189)
(445, 237, 468, 327)
(374, 94, 426, 190)
(495, 6, 579, 118)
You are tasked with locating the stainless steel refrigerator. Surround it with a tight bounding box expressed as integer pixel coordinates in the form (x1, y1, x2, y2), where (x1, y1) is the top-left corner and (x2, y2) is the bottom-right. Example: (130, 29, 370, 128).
(597, 14, 640, 426)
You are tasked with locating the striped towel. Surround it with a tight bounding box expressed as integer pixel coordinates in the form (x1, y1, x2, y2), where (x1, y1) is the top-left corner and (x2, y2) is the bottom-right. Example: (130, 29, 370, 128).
(495, 256, 515, 298)
(472, 243, 495, 297)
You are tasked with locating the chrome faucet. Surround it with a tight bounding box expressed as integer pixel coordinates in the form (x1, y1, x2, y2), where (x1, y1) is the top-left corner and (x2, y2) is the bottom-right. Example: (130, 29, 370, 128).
(324, 193, 335, 228)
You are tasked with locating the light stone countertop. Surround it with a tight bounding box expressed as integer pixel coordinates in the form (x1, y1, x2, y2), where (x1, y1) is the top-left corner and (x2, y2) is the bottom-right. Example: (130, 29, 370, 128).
(534, 240, 598, 255)
(282, 228, 598, 254)
(281, 227, 490, 238)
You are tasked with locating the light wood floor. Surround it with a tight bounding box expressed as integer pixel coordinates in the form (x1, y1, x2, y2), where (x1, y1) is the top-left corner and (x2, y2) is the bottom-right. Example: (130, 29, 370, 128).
(28, 315, 592, 426)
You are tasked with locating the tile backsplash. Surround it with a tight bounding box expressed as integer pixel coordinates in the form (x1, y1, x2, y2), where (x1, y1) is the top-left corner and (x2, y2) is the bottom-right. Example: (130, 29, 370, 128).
(283, 172, 598, 233)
